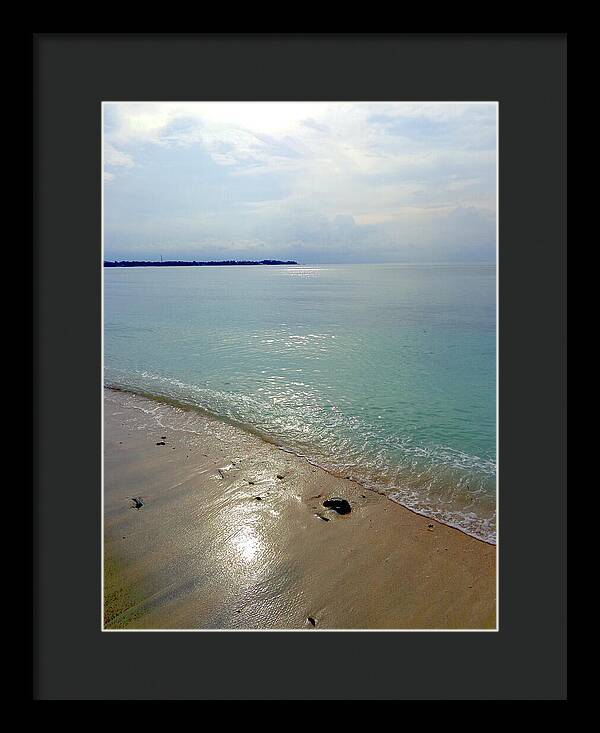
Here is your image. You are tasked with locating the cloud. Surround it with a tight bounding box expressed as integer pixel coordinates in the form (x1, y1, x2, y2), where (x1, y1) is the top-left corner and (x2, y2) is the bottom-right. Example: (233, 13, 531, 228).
(104, 143, 134, 167)
(103, 142, 135, 183)
(103, 102, 496, 261)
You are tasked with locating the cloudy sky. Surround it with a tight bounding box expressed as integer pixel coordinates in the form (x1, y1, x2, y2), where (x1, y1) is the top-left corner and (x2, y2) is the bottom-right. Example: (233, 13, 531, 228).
(103, 102, 497, 263)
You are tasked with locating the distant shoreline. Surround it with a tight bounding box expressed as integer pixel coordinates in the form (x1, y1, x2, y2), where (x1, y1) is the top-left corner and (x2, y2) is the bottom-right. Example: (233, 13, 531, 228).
(104, 259, 298, 268)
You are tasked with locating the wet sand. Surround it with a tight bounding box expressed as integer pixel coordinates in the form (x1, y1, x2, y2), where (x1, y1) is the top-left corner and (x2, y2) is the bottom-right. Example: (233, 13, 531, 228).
(104, 388, 496, 630)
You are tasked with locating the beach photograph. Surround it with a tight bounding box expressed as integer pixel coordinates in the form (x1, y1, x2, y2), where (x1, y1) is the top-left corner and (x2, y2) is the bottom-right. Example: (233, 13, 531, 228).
(103, 101, 498, 631)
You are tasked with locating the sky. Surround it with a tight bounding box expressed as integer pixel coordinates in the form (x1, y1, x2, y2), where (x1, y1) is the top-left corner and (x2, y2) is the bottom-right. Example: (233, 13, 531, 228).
(103, 102, 497, 263)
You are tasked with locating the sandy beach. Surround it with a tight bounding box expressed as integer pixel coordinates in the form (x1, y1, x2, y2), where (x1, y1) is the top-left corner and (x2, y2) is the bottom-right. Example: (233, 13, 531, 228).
(104, 388, 496, 630)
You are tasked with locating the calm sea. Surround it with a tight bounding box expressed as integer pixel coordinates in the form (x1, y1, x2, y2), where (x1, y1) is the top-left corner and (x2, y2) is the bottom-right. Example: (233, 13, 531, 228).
(104, 263, 496, 543)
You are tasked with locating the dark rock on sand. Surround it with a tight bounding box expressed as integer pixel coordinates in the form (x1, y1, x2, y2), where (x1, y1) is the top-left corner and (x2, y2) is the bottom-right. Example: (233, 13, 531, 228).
(307, 616, 316, 627)
(129, 497, 144, 510)
(276, 474, 284, 480)
(315, 512, 330, 522)
(156, 441, 166, 446)
(323, 497, 351, 515)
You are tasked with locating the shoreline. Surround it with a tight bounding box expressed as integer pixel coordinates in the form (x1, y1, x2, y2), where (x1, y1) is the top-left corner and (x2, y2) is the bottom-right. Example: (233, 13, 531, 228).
(105, 383, 496, 546)
(104, 388, 496, 630)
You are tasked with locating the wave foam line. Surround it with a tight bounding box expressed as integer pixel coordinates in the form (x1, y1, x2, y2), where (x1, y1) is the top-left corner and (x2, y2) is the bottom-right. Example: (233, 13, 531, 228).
(105, 382, 496, 545)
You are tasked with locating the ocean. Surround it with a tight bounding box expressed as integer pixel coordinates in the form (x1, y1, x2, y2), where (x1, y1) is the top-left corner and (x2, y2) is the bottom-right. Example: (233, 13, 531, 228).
(104, 263, 496, 543)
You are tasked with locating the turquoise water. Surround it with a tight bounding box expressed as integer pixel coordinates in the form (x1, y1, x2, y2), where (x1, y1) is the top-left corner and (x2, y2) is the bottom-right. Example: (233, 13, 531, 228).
(104, 264, 496, 542)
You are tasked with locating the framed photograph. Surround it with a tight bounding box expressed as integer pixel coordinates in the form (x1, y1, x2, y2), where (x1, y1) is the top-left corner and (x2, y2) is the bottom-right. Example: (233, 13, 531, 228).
(33, 33, 567, 700)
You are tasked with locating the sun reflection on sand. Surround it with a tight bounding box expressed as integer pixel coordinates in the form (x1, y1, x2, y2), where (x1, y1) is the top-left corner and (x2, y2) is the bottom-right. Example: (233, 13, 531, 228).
(232, 525, 261, 563)
(222, 502, 272, 570)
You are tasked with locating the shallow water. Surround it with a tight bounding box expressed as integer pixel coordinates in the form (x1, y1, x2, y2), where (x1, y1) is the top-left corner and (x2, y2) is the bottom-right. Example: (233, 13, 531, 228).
(104, 263, 496, 542)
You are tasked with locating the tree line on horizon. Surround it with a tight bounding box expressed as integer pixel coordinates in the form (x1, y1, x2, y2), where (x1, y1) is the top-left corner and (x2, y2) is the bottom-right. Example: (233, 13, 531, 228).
(104, 259, 298, 267)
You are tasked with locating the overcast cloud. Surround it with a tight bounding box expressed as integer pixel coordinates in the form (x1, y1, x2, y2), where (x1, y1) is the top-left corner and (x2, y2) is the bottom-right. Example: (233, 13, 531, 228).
(103, 102, 497, 263)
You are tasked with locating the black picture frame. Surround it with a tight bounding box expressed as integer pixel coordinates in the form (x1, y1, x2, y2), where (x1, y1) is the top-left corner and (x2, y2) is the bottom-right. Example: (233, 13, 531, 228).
(33, 33, 567, 700)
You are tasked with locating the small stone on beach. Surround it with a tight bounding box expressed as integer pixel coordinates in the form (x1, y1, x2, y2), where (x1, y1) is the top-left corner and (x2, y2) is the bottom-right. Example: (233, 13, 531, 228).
(276, 474, 284, 480)
(323, 497, 351, 515)
(307, 616, 316, 627)
(156, 441, 166, 446)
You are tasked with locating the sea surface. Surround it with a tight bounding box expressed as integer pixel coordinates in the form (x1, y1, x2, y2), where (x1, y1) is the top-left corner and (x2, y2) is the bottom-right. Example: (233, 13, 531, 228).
(104, 263, 496, 543)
